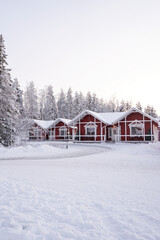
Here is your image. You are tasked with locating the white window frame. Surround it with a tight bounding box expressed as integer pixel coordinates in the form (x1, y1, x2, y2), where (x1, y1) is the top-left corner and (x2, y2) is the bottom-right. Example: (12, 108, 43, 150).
(34, 128, 40, 136)
(49, 129, 54, 136)
(84, 122, 97, 136)
(59, 126, 67, 136)
(129, 120, 144, 137)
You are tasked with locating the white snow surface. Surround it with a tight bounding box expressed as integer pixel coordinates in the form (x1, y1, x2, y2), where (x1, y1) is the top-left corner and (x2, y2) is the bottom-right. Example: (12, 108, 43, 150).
(0, 142, 160, 240)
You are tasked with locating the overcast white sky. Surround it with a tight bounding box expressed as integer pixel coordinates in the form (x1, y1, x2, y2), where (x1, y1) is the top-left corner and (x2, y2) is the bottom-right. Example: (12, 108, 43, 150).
(1, 0, 160, 114)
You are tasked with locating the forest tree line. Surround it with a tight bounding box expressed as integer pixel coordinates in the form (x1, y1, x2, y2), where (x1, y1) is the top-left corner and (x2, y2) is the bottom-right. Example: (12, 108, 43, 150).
(23, 81, 158, 120)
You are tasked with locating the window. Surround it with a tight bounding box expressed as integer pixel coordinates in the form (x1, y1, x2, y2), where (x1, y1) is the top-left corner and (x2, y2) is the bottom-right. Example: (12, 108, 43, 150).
(59, 127, 67, 136)
(49, 129, 54, 136)
(34, 128, 38, 137)
(85, 122, 97, 136)
(38, 130, 41, 137)
(129, 121, 143, 136)
(33, 128, 42, 138)
(87, 127, 95, 135)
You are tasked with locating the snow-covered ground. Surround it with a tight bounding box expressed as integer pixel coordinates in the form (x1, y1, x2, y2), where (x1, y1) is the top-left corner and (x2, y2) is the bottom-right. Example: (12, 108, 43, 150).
(0, 142, 160, 240)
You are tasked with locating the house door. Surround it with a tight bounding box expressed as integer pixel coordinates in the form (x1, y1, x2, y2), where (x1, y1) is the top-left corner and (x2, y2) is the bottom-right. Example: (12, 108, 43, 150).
(111, 127, 121, 141)
(112, 128, 117, 141)
(153, 125, 158, 142)
(46, 133, 49, 140)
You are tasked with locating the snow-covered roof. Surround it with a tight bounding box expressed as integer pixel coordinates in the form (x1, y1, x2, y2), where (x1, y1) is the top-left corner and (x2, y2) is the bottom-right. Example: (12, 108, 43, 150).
(92, 112, 126, 124)
(48, 118, 71, 128)
(33, 120, 55, 129)
(69, 110, 126, 125)
(59, 118, 71, 125)
(155, 117, 160, 122)
(69, 108, 160, 126)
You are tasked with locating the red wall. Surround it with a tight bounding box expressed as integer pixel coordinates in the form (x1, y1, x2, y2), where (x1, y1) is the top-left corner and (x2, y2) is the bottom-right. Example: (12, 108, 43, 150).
(75, 114, 106, 141)
(49, 121, 72, 140)
(75, 112, 158, 142)
(115, 112, 158, 141)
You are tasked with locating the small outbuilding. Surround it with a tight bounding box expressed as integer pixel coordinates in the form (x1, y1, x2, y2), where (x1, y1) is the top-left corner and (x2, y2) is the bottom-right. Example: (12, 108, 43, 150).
(29, 120, 55, 140)
(48, 118, 75, 141)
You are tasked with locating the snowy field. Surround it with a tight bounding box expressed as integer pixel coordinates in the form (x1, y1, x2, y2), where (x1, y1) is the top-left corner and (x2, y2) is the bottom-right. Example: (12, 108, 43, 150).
(0, 142, 160, 240)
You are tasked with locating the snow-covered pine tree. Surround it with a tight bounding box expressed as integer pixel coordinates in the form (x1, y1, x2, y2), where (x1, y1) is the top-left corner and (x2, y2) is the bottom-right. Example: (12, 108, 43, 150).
(98, 98, 107, 112)
(0, 35, 18, 146)
(13, 78, 24, 117)
(66, 87, 73, 119)
(144, 105, 158, 118)
(106, 96, 117, 112)
(119, 100, 129, 112)
(115, 99, 120, 112)
(91, 93, 99, 112)
(73, 91, 82, 117)
(24, 81, 39, 119)
(136, 101, 143, 111)
(39, 89, 45, 120)
(125, 100, 133, 110)
(78, 92, 86, 112)
(57, 89, 67, 118)
(43, 85, 57, 120)
(85, 91, 93, 111)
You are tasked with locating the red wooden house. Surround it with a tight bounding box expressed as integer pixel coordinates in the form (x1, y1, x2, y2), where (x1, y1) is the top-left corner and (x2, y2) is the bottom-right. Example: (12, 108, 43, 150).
(48, 118, 75, 141)
(113, 108, 159, 142)
(29, 120, 55, 140)
(69, 108, 159, 142)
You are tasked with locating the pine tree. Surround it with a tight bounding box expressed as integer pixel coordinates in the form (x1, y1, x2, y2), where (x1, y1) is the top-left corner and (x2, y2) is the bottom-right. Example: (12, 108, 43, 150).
(43, 85, 57, 120)
(66, 87, 73, 119)
(144, 105, 158, 118)
(136, 101, 143, 111)
(106, 96, 117, 112)
(92, 93, 99, 112)
(13, 78, 24, 117)
(0, 35, 8, 74)
(79, 92, 86, 112)
(119, 100, 132, 112)
(57, 89, 67, 118)
(119, 100, 126, 112)
(98, 98, 106, 112)
(39, 89, 45, 120)
(0, 35, 18, 146)
(125, 100, 132, 110)
(73, 91, 83, 117)
(24, 81, 39, 119)
(85, 91, 93, 110)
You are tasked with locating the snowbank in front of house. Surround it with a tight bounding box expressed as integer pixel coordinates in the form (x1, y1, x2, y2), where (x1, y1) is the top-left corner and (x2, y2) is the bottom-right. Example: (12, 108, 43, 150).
(0, 141, 110, 160)
(0, 141, 160, 160)
(0, 143, 67, 159)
